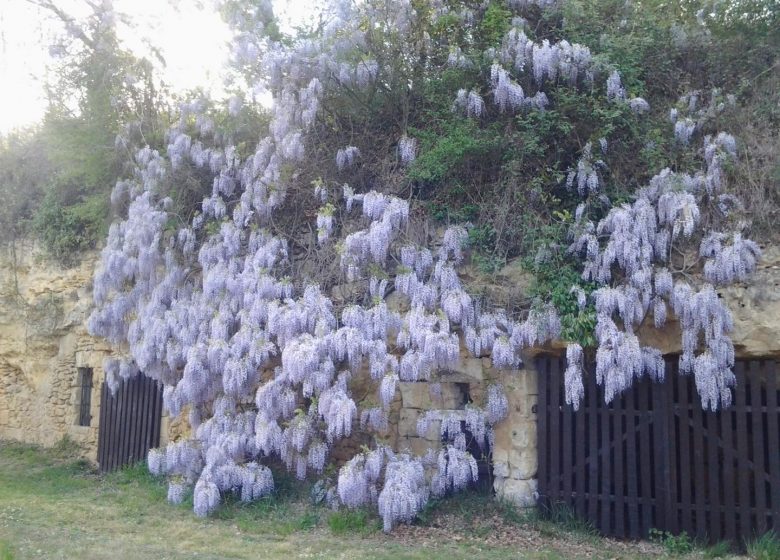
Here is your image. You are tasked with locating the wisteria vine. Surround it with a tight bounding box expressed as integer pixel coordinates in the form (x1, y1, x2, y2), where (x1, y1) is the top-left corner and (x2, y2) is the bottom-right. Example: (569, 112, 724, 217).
(88, 0, 758, 530)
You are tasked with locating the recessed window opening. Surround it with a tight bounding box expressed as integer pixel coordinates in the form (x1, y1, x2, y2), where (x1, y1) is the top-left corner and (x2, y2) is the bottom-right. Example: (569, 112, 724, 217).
(77, 367, 93, 427)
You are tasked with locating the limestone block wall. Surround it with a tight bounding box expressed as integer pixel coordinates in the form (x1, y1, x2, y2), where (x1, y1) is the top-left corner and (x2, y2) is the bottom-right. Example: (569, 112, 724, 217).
(639, 245, 780, 358)
(0, 242, 173, 462)
(2, 239, 777, 508)
(0, 243, 566, 507)
(492, 353, 541, 506)
(391, 344, 544, 507)
(0, 241, 102, 458)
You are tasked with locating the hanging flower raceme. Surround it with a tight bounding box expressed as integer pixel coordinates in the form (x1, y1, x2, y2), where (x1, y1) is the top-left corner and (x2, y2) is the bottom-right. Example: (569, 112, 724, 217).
(86, 0, 759, 531)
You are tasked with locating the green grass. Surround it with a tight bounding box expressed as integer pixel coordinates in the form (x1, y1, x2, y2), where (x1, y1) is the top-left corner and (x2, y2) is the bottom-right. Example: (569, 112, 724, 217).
(704, 540, 734, 558)
(327, 509, 379, 535)
(650, 529, 696, 556)
(746, 531, 780, 560)
(0, 440, 707, 559)
(0, 541, 15, 560)
(534, 503, 599, 544)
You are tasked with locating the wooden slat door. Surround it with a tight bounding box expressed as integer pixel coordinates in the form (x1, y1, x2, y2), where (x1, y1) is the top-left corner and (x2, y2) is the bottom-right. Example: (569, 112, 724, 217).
(97, 373, 163, 472)
(537, 356, 780, 545)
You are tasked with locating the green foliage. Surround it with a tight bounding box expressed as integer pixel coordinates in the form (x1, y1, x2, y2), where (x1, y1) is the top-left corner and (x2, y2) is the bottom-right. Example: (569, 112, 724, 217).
(649, 528, 696, 555)
(0, 1, 168, 262)
(468, 223, 506, 274)
(0, 541, 14, 560)
(536, 503, 598, 540)
(747, 531, 780, 560)
(0, 130, 54, 243)
(521, 210, 596, 347)
(408, 119, 504, 186)
(477, 1, 512, 49)
(327, 508, 378, 535)
(704, 541, 733, 558)
(32, 188, 108, 264)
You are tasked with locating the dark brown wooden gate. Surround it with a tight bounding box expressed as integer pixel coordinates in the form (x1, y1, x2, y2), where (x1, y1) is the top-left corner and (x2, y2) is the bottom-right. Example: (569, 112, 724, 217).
(97, 373, 163, 472)
(537, 356, 780, 544)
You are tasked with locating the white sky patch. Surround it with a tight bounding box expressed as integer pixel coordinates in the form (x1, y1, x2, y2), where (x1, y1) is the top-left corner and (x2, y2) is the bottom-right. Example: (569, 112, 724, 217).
(0, 0, 318, 134)
(0, 2, 51, 134)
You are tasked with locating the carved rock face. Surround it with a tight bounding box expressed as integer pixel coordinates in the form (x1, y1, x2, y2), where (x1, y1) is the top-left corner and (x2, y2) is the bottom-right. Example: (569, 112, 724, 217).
(638, 245, 780, 359)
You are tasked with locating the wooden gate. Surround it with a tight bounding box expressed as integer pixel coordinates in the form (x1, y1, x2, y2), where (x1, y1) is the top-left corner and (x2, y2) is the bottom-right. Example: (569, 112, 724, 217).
(97, 373, 163, 472)
(537, 356, 780, 543)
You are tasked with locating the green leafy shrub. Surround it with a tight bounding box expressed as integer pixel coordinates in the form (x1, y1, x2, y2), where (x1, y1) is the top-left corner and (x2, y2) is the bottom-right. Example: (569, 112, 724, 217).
(32, 188, 108, 264)
(649, 528, 696, 555)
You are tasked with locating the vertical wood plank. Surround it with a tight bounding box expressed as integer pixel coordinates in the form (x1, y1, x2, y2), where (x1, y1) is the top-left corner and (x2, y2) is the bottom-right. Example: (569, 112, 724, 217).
(678, 372, 693, 534)
(735, 361, 752, 539)
(691, 377, 708, 541)
(126, 376, 138, 464)
(767, 360, 780, 533)
(127, 376, 138, 463)
(751, 361, 768, 535)
(97, 381, 108, 470)
(132, 374, 145, 463)
(721, 381, 737, 542)
(588, 368, 599, 525)
(119, 376, 131, 468)
(106, 384, 115, 471)
(563, 356, 573, 508)
(108, 380, 121, 471)
(653, 379, 670, 536)
(550, 356, 561, 506)
(614, 391, 625, 538)
(707, 404, 723, 542)
(638, 381, 654, 536)
(118, 375, 132, 468)
(625, 383, 640, 538)
(128, 374, 145, 463)
(537, 357, 549, 507)
(601, 390, 612, 535)
(575, 365, 587, 518)
(153, 380, 163, 447)
(134, 376, 148, 463)
(142, 376, 155, 457)
(665, 362, 680, 535)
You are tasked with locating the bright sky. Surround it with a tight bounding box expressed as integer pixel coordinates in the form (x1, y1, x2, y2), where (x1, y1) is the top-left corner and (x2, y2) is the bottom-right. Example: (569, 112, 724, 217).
(0, 0, 318, 134)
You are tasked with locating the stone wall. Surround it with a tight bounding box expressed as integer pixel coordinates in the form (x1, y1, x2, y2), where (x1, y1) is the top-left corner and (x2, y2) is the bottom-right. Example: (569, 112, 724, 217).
(0, 241, 173, 462)
(1, 240, 778, 508)
(492, 353, 542, 506)
(639, 244, 780, 358)
(390, 343, 544, 506)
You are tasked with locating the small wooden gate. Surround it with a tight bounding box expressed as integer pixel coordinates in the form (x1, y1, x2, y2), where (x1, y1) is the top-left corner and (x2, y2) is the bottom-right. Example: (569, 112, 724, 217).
(97, 373, 163, 472)
(537, 356, 780, 544)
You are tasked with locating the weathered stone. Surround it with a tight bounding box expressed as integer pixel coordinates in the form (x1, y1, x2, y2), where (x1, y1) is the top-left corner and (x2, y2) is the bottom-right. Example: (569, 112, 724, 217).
(330, 281, 367, 306)
(494, 477, 538, 507)
(0, 241, 166, 463)
(385, 290, 411, 314)
(398, 381, 463, 410)
(492, 448, 510, 478)
(398, 408, 418, 438)
(5, 231, 780, 502)
(638, 245, 780, 358)
(493, 461, 510, 478)
(440, 356, 484, 383)
(508, 448, 537, 480)
(509, 421, 536, 450)
(398, 436, 439, 456)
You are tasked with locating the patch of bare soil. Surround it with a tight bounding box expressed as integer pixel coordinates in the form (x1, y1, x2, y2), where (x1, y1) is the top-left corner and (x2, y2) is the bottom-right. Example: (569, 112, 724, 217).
(387, 510, 666, 558)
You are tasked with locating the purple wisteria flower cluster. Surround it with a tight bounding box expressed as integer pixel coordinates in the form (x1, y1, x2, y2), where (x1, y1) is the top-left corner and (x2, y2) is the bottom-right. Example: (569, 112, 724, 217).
(566, 126, 759, 410)
(87, 0, 758, 533)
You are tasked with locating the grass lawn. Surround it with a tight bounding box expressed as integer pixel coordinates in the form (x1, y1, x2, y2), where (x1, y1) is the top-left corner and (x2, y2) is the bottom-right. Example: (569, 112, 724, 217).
(0, 439, 750, 560)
